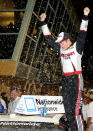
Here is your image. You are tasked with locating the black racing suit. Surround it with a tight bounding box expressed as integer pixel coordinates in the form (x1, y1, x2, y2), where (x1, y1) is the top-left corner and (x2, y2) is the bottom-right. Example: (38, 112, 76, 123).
(40, 15, 89, 131)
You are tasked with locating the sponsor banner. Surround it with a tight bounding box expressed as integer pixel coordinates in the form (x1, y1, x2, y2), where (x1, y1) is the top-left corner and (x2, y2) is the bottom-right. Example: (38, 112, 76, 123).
(0, 121, 41, 127)
(15, 95, 65, 115)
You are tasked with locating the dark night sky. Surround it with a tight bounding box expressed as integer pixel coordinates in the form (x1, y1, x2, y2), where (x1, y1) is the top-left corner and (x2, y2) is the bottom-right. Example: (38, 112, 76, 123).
(72, 0, 93, 39)
(72, 0, 93, 45)
(71, 0, 93, 80)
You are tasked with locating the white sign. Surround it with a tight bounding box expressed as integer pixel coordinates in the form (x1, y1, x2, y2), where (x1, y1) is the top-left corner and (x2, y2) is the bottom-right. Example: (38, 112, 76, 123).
(15, 95, 65, 115)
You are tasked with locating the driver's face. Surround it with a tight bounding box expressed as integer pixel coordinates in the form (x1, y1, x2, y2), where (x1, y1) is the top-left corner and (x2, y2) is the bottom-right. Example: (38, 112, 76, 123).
(59, 39, 71, 50)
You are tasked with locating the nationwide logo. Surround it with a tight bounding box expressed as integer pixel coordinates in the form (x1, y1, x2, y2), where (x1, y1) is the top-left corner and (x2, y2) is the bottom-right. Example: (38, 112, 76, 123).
(35, 99, 63, 105)
(24, 97, 36, 112)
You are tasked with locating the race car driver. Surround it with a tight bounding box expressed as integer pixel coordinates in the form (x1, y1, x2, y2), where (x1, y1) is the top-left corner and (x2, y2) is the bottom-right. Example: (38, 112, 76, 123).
(40, 7, 90, 131)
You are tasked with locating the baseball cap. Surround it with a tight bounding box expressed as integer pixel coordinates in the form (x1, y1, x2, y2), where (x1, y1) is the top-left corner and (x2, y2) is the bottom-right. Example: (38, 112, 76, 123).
(55, 32, 71, 43)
